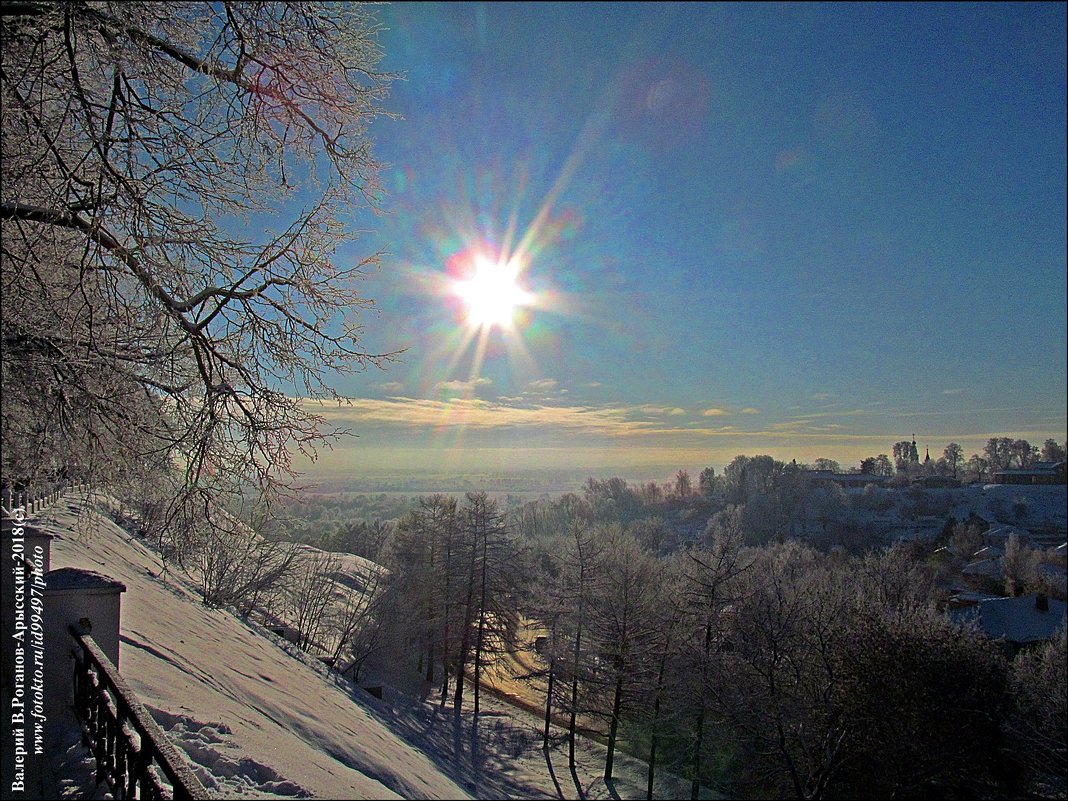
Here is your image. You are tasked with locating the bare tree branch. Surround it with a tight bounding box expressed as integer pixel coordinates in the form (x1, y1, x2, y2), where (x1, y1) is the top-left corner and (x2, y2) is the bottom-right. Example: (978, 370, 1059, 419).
(1, 2, 399, 524)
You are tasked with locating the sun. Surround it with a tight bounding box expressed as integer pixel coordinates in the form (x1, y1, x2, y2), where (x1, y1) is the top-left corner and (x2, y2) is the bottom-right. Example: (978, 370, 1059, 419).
(453, 255, 532, 330)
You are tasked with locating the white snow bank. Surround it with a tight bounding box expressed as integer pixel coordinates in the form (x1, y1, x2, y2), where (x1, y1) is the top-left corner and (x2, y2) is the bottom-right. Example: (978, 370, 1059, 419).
(39, 495, 470, 800)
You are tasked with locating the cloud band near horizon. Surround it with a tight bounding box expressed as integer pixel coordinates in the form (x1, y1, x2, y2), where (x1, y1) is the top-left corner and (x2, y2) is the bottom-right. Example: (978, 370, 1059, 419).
(296, 395, 1064, 460)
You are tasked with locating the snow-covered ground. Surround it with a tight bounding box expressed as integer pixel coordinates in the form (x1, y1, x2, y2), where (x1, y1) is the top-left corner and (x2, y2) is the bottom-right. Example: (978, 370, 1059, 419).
(39, 493, 706, 799)
(37, 484, 1061, 798)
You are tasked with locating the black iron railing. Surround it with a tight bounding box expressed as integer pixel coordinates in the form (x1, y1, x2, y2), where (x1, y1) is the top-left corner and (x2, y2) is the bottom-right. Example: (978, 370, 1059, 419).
(70, 626, 208, 800)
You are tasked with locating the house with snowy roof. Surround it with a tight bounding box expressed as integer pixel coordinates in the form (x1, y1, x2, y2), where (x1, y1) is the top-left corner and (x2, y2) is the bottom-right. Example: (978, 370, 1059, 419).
(951, 593, 1066, 655)
(972, 545, 1003, 561)
(982, 525, 1031, 546)
(801, 469, 890, 489)
(993, 461, 1067, 485)
(962, 556, 1004, 584)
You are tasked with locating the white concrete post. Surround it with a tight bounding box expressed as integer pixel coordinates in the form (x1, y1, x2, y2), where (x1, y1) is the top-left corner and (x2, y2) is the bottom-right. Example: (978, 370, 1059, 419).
(42, 568, 127, 731)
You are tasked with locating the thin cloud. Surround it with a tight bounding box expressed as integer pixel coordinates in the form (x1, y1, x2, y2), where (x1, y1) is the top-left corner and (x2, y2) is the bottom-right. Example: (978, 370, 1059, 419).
(770, 420, 809, 432)
(435, 377, 493, 393)
(811, 393, 833, 401)
(298, 396, 961, 450)
(785, 409, 874, 421)
(702, 408, 729, 417)
(527, 378, 559, 392)
(380, 381, 405, 393)
(300, 398, 1056, 452)
(740, 407, 760, 415)
(941, 388, 964, 395)
(305, 396, 669, 437)
(638, 404, 687, 417)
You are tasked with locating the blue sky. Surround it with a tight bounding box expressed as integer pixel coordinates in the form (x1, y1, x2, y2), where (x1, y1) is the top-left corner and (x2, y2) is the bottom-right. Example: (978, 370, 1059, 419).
(308, 2, 1066, 477)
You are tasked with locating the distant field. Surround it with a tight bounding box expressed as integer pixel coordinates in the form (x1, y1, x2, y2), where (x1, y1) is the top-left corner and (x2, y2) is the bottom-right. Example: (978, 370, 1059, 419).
(298, 467, 686, 497)
(304, 488, 573, 502)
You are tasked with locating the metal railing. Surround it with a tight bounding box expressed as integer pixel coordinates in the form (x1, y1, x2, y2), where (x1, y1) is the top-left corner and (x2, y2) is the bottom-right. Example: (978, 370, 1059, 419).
(70, 626, 208, 800)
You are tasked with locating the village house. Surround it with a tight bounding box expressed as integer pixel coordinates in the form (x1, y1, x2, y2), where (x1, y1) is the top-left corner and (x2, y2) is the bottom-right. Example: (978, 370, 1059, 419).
(949, 593, 1066, 656)
(801, 469, 891, 489)
(993, 460, 1067, 485)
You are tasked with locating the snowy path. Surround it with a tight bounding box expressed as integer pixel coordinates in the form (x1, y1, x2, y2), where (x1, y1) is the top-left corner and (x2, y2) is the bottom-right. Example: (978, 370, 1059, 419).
(362, 684, 709, 801)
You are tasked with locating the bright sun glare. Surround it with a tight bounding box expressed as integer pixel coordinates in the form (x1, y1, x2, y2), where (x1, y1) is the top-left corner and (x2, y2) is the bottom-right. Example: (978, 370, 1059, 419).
(453, 256, 532, 330)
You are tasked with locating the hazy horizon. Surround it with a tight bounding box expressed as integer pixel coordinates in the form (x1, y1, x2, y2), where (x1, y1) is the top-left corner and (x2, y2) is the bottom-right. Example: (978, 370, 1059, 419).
(291, 435, 1063, 489)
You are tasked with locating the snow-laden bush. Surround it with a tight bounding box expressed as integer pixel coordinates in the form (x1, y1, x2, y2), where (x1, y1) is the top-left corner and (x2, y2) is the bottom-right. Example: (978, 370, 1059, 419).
(858, 483, 896, 513)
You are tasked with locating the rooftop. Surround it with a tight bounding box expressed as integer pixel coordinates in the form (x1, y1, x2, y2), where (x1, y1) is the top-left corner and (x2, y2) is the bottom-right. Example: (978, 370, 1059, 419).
(952, 593, 1066, 645)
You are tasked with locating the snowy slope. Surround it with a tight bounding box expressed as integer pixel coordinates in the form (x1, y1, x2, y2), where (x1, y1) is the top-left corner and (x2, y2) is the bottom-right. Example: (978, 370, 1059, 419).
(41, 496, 470, 800)
(40, 494, 709, 800)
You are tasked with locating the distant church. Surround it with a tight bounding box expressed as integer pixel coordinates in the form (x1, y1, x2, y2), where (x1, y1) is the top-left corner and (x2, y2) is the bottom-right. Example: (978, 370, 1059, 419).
(907, 434, 938, 467)
(903, 433, 935, 472)
(907, 434, 920, 465)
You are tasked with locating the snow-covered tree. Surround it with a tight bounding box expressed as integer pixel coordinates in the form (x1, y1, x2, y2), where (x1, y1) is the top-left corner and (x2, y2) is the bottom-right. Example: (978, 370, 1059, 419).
(1041, 438, 1066, 463)
(1, 2, 394, 526)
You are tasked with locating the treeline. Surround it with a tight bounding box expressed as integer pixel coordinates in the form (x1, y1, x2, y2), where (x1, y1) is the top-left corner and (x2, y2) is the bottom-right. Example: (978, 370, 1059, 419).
(377, 489, 1066, 800)
(257, 434, 1068, 564)
(706, 437, 1065, 487)
(960, 437, 1066, 481)
(858, 436, 1066, 483)
(267, 491, 533, 558)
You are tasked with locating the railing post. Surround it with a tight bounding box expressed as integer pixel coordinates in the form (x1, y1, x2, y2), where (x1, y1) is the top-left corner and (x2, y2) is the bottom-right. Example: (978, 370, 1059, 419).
(42, 569, 126, 737)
